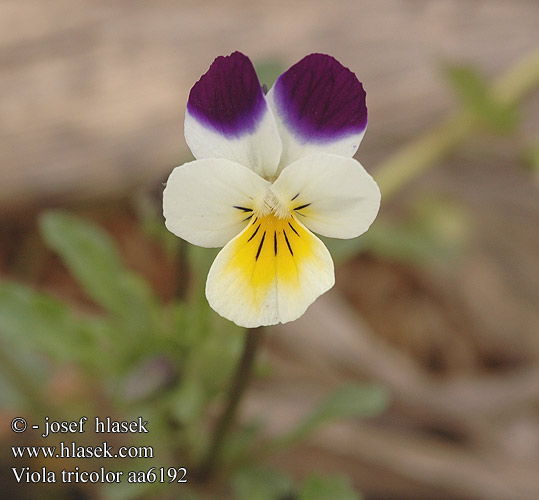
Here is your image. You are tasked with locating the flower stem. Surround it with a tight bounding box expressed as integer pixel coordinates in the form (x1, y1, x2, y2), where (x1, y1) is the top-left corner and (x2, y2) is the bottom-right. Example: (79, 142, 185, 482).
(199, 327, 263, 480)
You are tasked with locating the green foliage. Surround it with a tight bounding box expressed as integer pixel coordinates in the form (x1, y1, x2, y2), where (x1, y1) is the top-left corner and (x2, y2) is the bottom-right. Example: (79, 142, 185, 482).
(269, 383, 389, 450)
(222, 418, 265, 464)
(0, 281, 78, 357)
(321, 236, 367, 264)
(0, 211, 388, 500)
(40, 212, 161, 338)
(0, 280, 104, 367)
(304, 383, 390, 423)
(298, 474, 362, 500)
(233, 468, 362, 500)
(367, 197, 468, 264)
(324, 196, 468, 265)
(444, 64, 518, 133)
(233, 467, 293, 500)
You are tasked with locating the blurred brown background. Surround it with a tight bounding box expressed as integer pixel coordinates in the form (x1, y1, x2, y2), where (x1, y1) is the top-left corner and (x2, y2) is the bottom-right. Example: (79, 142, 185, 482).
(1, 1, 539, 499)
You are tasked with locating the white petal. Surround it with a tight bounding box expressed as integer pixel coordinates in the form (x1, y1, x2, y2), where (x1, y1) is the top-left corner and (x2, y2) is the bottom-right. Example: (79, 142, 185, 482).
(163, 159, 270, 248)
(206, 215, 334, 328)
(185, 109, 282, 179)
(271, 154, 380, 239)
(185, 52, 282, 178)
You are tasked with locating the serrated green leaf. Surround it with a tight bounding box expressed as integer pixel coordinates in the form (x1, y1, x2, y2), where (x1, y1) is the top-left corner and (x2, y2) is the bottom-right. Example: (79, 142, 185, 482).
(298, 474, 362, 500)
(39, 211, 160, 336)
(40, 211, 124, 305)
(233, 467, 293, 500)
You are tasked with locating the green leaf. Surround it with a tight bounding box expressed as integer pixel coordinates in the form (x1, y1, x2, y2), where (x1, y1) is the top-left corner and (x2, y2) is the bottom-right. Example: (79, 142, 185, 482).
(233, 467, 293, 500)
(321, 200, 468, 264)
(0, 281, 81, 361)
(298, 474, 362, 500)
(301, 383, 390, 429)
(363, 222, 440, 263)
(0, 283, 71, 408)
(444, 64, 518, 133)
(222, 418, 265, 464)
(39, 211, 160, 336)
(274, 383, 389, 448)
(169, 376, 206, 425)
(0, 281, 116, 375)
(40, 211, 123, 307)
(362, 196, 469, 264)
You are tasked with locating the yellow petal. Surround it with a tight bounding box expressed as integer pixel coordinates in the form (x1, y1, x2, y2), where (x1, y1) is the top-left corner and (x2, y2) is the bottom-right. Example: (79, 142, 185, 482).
(206, 214, 334, 328)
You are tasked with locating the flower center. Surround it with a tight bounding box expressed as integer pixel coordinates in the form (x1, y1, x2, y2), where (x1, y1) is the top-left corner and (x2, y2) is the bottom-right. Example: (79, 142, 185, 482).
(257, 188, 291, 220)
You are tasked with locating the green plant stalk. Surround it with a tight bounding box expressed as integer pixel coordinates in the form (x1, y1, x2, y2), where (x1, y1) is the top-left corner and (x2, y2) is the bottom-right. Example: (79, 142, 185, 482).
(198, 327, 263, 480)
(376, 48, 539, 199)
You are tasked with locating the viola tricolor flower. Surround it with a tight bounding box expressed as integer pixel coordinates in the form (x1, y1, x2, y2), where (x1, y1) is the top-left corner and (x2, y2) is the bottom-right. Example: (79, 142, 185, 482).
(163, 52, 380, 328)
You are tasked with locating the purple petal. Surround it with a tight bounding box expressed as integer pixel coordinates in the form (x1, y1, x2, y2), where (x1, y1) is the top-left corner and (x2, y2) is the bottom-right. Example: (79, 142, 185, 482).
(187, 52, 267, 137)
(272, 54, 367, 143)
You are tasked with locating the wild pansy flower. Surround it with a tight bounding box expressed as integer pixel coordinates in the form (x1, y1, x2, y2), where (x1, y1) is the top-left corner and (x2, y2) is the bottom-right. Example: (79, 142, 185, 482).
(163, 52, 380, 328)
